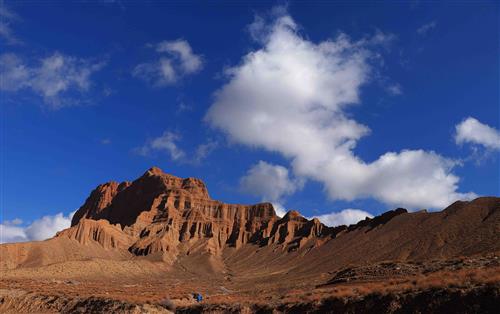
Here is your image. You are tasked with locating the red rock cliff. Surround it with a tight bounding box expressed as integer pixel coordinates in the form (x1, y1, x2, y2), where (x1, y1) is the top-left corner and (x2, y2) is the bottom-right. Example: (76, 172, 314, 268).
(67, 167, 339, 258)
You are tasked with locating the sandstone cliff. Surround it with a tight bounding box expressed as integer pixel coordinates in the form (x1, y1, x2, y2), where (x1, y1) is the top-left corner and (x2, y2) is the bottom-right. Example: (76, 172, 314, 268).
(64, 167, 341, 262)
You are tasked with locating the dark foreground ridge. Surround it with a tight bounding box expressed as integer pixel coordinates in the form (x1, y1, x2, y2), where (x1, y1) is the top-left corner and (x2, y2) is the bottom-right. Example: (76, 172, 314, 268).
(177, 284, 500, 314)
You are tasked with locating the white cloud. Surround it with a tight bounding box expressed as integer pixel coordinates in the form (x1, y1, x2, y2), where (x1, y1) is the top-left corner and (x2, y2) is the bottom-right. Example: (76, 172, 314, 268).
(2, 218, 23, 225)
(240, 161, 303, 202)
(0, 224, 27, 243)
(0, 53, 29, 91)
(417, 21, 437, 36)
(0, 52, 105, 109)
(271, 203, 287, 217)
(157, 39, 203, 74)
(133, 57, 177, 86)
(0, 212, 74, 244)
(311, 209, 373, 227)
(137, 131, 186, 160)
(133, 39, 203, 86)
(455, 117, 500, 151)
(206, 8, 475, 209)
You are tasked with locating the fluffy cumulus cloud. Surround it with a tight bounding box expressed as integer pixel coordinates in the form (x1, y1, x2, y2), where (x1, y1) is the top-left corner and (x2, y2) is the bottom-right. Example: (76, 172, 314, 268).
(455, 117, 500, 151)
(0, 52, 105, 108)
(311, 209, 373, 227)
(137, 131, 186, 160)
(240, 161, 303, 202)
(206, 8, 475, 209)
(133, 39, 203, 86)
(0, 212, 74, 244)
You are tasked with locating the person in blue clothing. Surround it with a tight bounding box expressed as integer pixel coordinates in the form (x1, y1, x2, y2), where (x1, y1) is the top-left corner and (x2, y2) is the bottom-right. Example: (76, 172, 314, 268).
(194, 293, 203, 302)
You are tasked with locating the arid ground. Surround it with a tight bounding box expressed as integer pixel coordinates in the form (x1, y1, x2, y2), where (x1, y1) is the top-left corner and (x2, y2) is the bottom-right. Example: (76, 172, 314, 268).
(1, 168, 499, 313)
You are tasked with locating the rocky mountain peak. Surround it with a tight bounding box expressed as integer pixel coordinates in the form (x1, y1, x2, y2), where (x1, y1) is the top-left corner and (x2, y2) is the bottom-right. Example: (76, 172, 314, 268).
(144, 166, 165, 176)
(66, 168, 336, 260)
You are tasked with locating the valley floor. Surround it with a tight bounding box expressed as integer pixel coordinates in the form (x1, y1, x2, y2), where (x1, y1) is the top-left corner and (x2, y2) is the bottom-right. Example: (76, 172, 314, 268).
(1, 254, 499, 313)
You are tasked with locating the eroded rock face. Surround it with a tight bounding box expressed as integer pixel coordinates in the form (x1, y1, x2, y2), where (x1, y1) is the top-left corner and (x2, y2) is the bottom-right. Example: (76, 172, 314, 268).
(66, 167, 339, 260)
(70, 181, 131, 226)
(58, 219, 133, 250)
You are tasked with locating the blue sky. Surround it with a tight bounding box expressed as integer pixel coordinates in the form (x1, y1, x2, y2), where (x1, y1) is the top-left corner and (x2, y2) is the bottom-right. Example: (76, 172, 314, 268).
(1, 1, 499, 242)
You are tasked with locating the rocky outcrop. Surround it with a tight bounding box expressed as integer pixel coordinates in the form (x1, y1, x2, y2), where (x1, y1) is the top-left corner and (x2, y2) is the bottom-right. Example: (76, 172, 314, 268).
(71, 181, 131, 226)
(57, 219, 133, 250)
(262, 211, 340, 251)
(66, 167, 337, 260)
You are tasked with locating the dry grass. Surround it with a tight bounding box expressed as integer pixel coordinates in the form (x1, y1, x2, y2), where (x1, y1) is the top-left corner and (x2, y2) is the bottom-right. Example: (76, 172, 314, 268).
(1, 256, 499, 310)
(298, 265, 500, 304)
(159, 298, 176, 311)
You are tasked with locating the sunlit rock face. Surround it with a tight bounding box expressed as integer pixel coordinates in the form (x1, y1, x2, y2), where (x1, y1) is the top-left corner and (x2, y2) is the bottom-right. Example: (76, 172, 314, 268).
(68, 167, 339, 260)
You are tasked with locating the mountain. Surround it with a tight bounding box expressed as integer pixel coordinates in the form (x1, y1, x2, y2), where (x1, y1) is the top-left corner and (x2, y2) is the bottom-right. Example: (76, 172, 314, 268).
(1, 167, 498, 313)
(69, 166, 333, 256)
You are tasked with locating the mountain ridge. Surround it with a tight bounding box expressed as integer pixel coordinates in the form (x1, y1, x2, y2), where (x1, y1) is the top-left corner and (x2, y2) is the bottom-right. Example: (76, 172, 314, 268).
(66, 167, 350, 259)
(1, 167, 498, 273)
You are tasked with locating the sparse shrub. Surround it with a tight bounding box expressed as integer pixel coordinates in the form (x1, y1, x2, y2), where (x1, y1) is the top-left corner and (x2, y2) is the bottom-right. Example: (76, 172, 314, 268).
(159, 298, 176, 311)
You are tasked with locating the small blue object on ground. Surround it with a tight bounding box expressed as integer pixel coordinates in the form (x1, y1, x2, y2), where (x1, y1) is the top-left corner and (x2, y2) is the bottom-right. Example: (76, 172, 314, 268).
(195, 293, 203, 302)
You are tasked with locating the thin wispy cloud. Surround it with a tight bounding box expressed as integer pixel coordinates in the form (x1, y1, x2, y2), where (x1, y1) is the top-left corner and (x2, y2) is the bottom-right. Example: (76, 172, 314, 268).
(0, 2, 21, 45)
(193, 140, 218, 164)
(133, 39, 203, 86)
(206, 7, 475, 209)
(0, 52, 105, 109)
(176, 102, 193, 114)
(137, 131, 186, 160)
(417, 21, 437, 36)
(386, 83, 403, 95)
(137, 131, 218, 164)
